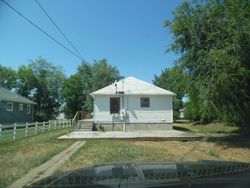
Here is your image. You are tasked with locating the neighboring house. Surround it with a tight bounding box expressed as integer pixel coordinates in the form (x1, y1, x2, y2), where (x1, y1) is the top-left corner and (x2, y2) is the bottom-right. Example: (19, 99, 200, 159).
(0, 87, 37, 124)
(90, 76, 175, 130)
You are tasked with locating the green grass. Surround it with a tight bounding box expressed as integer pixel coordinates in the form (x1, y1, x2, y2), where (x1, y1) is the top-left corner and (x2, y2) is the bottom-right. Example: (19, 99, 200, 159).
(58, 138, 250, 174)
(0, 123, 70, 143)
(57, 123, 250, 175)
(0, 127, 74, 187)
(1, 122, 248, 187)
(59, 140, 175, 173)
(173, 122, 239, 135)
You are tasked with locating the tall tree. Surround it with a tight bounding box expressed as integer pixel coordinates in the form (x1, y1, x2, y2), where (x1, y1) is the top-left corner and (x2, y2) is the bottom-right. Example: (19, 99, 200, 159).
(77, 62, 94, 112)
(166, 0, 250, 126)
(154, 66, 188, 120)
(62, 59, 122, 118)
(0, 65, 17, 89)
(17, 65, 36, 97)
(17, 57, 65, 121)
(62, 74, 85, 118)
(91, 59, 121, 91)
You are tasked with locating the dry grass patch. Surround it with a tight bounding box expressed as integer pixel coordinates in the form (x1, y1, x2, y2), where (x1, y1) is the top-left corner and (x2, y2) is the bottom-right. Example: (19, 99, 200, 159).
(58, 140, 250, 174)
(0, 127, 74, 187)
(57, 123, 250, 176)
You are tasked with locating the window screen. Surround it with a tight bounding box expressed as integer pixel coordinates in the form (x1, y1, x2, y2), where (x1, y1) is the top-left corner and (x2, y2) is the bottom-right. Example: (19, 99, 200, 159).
(140, 97, 150, 108)
(6, 102, 13, 111)
(19, 104, 23, 111)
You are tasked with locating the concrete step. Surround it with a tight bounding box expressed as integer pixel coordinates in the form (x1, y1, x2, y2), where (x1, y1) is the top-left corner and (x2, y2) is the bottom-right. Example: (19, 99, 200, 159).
(76, 119, 93, 131)
(79, 128, 92, 131)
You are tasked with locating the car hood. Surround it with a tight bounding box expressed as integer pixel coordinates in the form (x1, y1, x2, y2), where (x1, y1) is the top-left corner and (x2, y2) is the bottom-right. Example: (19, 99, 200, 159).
(29, 160, 250, 188)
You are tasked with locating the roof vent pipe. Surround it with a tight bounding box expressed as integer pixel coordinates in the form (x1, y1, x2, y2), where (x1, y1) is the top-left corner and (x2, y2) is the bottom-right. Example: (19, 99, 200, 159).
(113, 80, 118, 94)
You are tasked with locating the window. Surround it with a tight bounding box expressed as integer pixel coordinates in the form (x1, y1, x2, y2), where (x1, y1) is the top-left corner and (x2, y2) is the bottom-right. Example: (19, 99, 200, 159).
(140, 97, 150, 108)
(110, 97, 120, 114)
(6, 102, 14, 111)
(19, 104, 23, 111)
(27, 104, 31, 114)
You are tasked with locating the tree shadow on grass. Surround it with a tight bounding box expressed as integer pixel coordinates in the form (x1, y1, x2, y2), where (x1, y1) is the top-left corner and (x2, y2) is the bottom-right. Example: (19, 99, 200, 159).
(173, 125, 250, 149)
(173, 125, 192, 132)
(207, 129, 250, 149)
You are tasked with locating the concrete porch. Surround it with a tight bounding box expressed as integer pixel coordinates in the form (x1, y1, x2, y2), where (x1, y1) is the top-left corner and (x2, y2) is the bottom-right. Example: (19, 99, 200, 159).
(58, 130, 203, 141)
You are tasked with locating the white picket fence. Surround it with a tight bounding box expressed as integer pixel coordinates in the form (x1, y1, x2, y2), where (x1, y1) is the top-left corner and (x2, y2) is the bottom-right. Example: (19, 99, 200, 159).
(0, 119, 74, 143)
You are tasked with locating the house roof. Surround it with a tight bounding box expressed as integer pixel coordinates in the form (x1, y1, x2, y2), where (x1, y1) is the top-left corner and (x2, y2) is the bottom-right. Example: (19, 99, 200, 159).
(0, 87, 37, 105)
(91, 76, 175, 96)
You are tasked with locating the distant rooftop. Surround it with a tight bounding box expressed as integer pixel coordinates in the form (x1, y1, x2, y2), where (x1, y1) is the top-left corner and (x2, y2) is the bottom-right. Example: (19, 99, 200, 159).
(0, 87, 37, 105)
(91, 76, 175, 96)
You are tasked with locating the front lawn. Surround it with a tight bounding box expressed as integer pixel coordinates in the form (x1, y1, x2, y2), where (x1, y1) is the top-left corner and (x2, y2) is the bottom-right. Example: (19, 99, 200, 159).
(58, 123, 250, 174)
(173, 122, 240, 135)
(0, 127, 74, 187)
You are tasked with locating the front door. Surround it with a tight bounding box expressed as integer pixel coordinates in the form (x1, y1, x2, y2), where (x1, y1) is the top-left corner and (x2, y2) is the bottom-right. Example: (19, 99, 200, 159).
(110, 97, 120, 114)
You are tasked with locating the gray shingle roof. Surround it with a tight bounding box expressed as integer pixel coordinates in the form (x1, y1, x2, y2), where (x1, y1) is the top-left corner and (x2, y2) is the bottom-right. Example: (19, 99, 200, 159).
(0, 87, 37, 105)
(91, 76, 175, 96)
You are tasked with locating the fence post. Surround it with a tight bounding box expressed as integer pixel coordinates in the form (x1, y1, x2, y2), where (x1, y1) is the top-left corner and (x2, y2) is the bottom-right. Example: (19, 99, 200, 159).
(62, 119, 65, 128)
(25, 123, 28, 137)
(35, 121, 38, 134)
(42, 121, 45, 132)
(54, 120, 56, 130)
(13, 123, 16, 141)
(48, 120, 51, 131)
(58, 119, 60, 129)
(0, 124, 2, 141)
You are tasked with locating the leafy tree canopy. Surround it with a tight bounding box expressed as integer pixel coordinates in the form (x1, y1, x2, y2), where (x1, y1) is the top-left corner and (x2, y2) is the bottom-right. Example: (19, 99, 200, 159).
(17, 57, 65, 121)
(166, 0, 250, 126)
(62, 59, 122, 118)
(0, 65, 17, 89)
(153, 66, 188, 120)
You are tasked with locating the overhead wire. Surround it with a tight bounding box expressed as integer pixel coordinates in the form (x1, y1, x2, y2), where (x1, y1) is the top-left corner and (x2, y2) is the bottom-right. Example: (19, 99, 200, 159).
(0, 0, 83, 61)
(34, 0, 84, 60)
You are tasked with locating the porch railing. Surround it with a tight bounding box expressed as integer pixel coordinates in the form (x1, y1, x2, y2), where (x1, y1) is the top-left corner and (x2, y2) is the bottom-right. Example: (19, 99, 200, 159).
(72, 111, 92, 125)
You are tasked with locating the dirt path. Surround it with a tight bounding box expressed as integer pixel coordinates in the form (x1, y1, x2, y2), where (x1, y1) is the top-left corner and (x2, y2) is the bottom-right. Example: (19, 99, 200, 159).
(9, 141, 86, 188)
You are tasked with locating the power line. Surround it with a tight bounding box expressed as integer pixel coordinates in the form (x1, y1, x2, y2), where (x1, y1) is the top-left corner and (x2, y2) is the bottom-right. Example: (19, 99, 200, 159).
(34, 0, 84, 60)
(0, 0, 83, 61)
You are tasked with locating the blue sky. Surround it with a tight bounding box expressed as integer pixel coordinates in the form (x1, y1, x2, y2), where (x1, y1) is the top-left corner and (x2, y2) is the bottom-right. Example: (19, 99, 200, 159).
(0, 0, 183, 83)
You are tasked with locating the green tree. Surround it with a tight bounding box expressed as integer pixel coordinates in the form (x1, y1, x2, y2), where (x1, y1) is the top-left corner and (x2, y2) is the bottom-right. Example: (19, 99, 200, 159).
(91, 59, 121, 91)
(153, 66, 187, 120)
(17, 65, 36, 97)
(62, 74, 85, 118)
(17, 57, 65, 121)
(166, 0, 250, 126)
(0, 65, 17, 89)
(77, 62, 94, 112)
(62, 59, 121, 118)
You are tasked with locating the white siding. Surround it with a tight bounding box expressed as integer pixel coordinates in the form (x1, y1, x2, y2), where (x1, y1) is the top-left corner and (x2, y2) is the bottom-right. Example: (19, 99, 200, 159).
(93, 95, 112, 122)
(93, 95, 173, 123)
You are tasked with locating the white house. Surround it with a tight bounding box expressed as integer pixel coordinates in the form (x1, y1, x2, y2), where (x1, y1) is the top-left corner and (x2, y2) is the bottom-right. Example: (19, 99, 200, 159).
(90, 76, 175, 130)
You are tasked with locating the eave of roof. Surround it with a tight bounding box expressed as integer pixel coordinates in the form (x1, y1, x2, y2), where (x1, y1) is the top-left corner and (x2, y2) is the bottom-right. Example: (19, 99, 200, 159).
(0, 87, 37, 105)
(90, 76, 176, 96)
